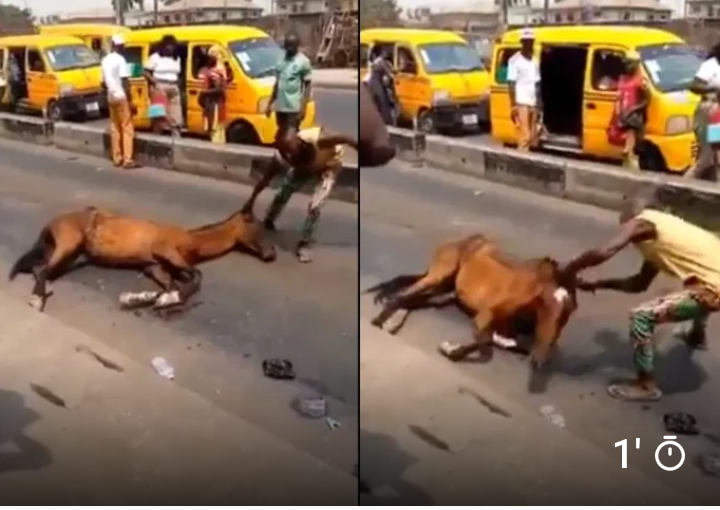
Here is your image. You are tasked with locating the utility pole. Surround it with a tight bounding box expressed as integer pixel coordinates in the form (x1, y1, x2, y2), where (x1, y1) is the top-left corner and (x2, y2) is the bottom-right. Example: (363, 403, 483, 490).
(153, 0, 159, 25)
(115, 0, 125, 26)
(543, 0, 549, 23)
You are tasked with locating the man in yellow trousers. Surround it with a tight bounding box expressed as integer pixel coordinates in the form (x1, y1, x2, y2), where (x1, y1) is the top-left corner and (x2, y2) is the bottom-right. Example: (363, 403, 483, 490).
(101, 34, 139, 169)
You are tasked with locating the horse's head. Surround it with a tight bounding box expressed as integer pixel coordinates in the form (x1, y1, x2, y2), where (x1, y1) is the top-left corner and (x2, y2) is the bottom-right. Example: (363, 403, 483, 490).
(537, 256, 579, 333)
(235, 211, 276, 262)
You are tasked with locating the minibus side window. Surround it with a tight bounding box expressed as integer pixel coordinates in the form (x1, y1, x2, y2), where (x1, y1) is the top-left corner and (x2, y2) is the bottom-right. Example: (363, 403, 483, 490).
(495, 47, 519, 84)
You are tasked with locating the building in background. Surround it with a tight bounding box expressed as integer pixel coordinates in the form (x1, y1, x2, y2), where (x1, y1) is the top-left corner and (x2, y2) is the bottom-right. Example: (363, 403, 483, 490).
(36, 7, 118, 25)
(532, 0, 672, 25)
(686, 0, 720, 19)
(274, 0, 358, 15)
(125, 0, 263, 27)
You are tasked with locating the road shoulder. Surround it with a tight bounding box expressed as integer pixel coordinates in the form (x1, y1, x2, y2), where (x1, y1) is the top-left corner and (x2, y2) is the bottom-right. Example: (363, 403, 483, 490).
(360, 322, 697, 505)
(0, 289, 355, 505)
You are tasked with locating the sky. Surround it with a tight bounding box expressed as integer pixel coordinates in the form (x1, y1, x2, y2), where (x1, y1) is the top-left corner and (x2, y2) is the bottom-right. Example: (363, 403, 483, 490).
(17, 0, 683, 18)
(17, 0, 274, 16)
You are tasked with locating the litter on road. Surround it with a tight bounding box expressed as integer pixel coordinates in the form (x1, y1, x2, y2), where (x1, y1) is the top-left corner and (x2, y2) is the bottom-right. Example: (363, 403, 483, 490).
(262, 358, 296, 380)
(540, 405, 566, 428)
(698, 454, 720, 477)
(663, 412, 700, 435)
(151, 356, 175, 380)
(326, 416, 342, 430)
(293, 395, 327, 419)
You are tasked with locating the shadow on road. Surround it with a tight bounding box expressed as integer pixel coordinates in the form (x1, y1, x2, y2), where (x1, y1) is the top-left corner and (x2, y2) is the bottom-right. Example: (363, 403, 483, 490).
(528, 326, 707, 395)
(359, 428, 434, 505)
(0, 389, 53, 473)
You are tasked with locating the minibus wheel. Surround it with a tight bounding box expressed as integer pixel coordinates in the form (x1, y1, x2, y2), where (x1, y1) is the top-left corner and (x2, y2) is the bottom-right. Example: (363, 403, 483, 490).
(638, 143, 667, 173)
(226, 120, 260, 145)
(46, 100, 63, 122)
(415, 110, 434, 134)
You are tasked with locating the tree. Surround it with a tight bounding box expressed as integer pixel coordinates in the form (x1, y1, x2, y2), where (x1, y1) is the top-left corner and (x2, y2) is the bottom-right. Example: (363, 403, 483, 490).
(111, 0, 144, 25)
(0, 3, 34, 33)
(360, 0, 400, 29)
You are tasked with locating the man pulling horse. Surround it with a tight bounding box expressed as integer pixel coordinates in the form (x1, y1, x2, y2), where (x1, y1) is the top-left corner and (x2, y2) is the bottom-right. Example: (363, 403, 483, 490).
(565, 189, 720, 402)
(241, 125, 357, 263)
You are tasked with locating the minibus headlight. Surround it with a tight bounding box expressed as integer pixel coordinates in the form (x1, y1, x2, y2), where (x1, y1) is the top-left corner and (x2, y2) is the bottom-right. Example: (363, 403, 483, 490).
(58, 83, 75, 96)
(432, 89, 451, 104)
(665, 115, 691, 135)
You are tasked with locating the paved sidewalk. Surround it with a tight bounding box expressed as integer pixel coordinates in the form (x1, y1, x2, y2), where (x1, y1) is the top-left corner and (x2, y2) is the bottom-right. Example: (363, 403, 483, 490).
(0, 290, 356, 505)
(360, 322, 698, 505)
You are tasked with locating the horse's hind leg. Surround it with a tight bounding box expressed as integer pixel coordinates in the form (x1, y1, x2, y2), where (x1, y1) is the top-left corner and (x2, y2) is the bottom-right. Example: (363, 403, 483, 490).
(370, 269, 453, 329)
(152, 250, 202, 309)
(439, 308, 494, 362)
(29, 234, 82, 311)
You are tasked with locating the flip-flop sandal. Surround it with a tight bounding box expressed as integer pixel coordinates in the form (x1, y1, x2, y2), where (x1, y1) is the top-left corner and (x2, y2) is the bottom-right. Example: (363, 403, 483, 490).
(607, 383, 662, 402)
(438, 341, 461, 359)
(262, 358, 296, 380)
(296, 249, 312, 263)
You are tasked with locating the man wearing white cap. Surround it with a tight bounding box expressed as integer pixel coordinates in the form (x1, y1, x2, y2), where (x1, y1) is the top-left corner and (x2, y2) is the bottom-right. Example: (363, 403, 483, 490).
(101, 34, 138, 169)
(507, 28, 542, 151)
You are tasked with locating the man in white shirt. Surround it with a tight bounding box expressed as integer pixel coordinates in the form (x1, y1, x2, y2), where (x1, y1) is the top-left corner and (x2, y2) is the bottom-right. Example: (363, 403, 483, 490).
(101, 34, 137, 168)
(507, 28, 542, 151)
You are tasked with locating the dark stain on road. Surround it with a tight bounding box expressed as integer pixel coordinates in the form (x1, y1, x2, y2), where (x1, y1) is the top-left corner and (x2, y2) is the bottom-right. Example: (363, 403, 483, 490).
(75, 345, 124, 372)
(458, 386, 512, 418)
(29, 384, 66, 409)
(408, 424, 450, 452)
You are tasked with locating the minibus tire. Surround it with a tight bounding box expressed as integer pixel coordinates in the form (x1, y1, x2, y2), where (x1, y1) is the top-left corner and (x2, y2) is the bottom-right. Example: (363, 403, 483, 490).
(638, 142, 667, 173)
(226, 120, 260, 145)
(46, 100, 63, 122)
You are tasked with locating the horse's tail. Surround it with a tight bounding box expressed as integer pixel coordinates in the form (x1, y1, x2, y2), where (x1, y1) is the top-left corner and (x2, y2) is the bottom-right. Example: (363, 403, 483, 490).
(363, 273, 424, 303)
(8, 227, 50, 280)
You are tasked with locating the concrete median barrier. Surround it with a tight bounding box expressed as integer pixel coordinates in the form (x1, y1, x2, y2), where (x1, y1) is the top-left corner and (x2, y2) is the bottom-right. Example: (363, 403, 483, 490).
(0, 113, 357, 205)
(389, 127, 720, 232)
(0, 113, 52, 144)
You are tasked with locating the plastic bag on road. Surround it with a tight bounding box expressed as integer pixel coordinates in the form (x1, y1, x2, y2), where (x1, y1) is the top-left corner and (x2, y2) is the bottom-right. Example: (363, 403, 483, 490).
(292, 396, 327, 419)
(540, 405, 565, 428)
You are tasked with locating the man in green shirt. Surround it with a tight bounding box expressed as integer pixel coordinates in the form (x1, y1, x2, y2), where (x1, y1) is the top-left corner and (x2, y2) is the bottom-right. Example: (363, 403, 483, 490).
(266, 33, 313, 159)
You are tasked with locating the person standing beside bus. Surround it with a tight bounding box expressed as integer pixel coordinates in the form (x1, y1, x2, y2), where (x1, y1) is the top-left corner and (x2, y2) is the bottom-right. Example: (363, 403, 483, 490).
(507, 28, 542, 151)
(101, 34, 138, 169)
(265, 33, 312, 160)
(686, 42, 720, 181)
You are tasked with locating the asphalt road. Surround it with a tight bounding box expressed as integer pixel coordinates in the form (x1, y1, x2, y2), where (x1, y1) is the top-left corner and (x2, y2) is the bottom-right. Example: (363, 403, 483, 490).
(0, 139, 358, 475)
(360, 160, 720, 503)
(86, 88, 359, 139)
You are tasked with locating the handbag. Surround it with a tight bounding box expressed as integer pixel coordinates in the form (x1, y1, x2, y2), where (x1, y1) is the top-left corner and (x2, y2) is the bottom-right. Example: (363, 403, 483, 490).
(706, 104, 720, 144)
(148, 89, 168, 119)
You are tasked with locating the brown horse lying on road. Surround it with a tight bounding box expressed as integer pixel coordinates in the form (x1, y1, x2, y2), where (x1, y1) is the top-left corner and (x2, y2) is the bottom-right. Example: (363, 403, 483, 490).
(366, 234, 578, 367)
(9, 206, 276, 312)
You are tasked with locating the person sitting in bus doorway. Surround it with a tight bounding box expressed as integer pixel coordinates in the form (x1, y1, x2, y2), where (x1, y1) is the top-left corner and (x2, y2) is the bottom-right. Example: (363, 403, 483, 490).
(508, 28, 542, 151)
(614, 51, 649, 170)
(265, 32, 312, 162)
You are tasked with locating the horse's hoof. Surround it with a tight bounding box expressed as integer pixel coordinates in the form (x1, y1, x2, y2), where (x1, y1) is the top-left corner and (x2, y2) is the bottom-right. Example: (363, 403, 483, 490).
(28, 295, 43, 311)
(154, 290, 181, 308)
(119, 291, 159, 307)
(370, 317, 384, 329)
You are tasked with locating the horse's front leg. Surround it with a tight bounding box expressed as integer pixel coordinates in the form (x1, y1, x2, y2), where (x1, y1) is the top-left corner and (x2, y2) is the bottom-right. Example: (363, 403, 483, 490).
(154, 267, 202, 309)
(118, 264, 175, 308)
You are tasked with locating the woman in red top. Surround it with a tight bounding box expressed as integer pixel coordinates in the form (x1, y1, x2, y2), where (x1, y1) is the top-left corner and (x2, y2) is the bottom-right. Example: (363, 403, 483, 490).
(611, 52, 649, 170)
(199, 46, 228, 144)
